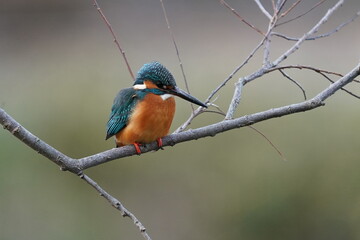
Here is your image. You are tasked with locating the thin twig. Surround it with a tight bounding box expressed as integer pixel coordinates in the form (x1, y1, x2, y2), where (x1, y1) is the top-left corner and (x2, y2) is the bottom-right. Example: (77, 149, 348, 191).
(275, 0, 288, 15)
(279, 69, 307, 100)
(317, 72, 360, 99)
(280, 0, 302, 18)
(80, 173, 152, 240)
(220, 0, 265, 36)
(160, 0, 194, 111)
(276, 0, 328, 27)
(92, 0, 135, 80)
(271, 0, 276, 13)
(247, 126, 286, 161)
(269, 65, 360, 83)
(262, 0, 286, 66)
(207, 37, 267, 103)
(263, 17, 277, 66)
(270, 65, 360, 98)
(273, 10, 360, 41)
(254, 0, 272, 19)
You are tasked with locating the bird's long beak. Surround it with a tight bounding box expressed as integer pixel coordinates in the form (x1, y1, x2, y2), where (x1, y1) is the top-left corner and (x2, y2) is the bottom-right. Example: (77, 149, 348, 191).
(168, 87, 207, 108)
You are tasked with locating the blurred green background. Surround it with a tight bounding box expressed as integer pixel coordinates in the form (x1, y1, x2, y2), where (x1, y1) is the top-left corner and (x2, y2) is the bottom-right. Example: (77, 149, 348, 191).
(1, 0, 360, 239)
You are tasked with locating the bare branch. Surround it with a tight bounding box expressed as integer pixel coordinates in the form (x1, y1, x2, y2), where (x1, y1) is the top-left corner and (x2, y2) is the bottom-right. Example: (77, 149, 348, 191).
(272, 0, 345, 67)
(271, 0, 276, 13)
(80, 173, 152, 240)
(263, 19, 277, 66)
(318, 73, 360, 99)
(225, 79, 244, 119)
(0, 108, 151, 240)
(226, 67, 268, 119)
(220, 0, 265, 36)
(280, 0, 302, 18)
(261, 0, 288, 66)
(275, 0, 288, 15)
(0, 108, 79, 173)
(207, 37, 267, 103)
(225, 4, 355, 116)
(269, 65, 360, 99)
(175, 36, 268, 132)
(174, 108, 203, 133)
(276, 0, 328, 27)
(314, 63, 360, 100)
(273, 10, 360, 41)
(269, 65, 360, 83)
(247, 125, 286, 161)
(254, 0, 273, 19)
(278, 69, 307, 100)
(92, 0, 135, 81)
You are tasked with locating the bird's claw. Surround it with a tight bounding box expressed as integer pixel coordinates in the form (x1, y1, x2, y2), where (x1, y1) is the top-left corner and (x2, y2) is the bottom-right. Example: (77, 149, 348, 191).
(156, 138, 164, 151)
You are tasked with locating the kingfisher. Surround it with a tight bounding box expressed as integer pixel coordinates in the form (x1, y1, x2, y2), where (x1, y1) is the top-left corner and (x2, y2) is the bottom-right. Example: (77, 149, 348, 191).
(106, 61, 207, 154)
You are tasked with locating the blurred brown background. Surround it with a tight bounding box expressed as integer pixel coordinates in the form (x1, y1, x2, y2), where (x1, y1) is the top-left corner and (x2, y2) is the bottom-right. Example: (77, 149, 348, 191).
(1, 0, 360, 239)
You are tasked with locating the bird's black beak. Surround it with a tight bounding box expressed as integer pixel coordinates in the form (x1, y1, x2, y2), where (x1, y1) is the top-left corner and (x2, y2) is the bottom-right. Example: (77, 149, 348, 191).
(168, 87, 207, 108)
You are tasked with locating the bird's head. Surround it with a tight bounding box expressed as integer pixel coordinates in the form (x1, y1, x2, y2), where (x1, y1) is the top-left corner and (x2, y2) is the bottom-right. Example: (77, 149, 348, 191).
(133, 62, 207, 108)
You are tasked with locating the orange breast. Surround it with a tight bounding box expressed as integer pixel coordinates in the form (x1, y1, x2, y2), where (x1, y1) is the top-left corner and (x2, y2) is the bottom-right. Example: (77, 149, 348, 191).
(115, 93, 175, 146)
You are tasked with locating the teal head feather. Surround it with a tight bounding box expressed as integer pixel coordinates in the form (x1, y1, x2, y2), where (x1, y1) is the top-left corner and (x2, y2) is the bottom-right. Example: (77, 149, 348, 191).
(134, 62, 176, 87)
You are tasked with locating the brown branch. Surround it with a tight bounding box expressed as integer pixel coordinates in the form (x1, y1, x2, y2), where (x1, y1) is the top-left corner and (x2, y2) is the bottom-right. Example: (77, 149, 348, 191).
(247, 126, 286, 161)
(92, 0, 135, 81)
(280, 0, 302, 18)
(278, 69, 307, 100)
(220, 0, 265, 36)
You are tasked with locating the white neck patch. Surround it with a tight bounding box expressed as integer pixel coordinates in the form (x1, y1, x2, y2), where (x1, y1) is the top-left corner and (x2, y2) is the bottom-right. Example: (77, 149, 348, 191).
(160, 94, 173, 100)
(133, 84, 147, 90)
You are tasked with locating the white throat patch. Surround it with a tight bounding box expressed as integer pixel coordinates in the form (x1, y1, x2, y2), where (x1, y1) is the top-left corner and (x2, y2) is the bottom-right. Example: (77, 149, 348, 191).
(160, 94, 173, 100)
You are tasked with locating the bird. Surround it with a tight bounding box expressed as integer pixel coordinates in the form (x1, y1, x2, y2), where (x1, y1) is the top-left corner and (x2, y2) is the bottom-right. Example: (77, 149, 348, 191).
(106, 61, 207, 154)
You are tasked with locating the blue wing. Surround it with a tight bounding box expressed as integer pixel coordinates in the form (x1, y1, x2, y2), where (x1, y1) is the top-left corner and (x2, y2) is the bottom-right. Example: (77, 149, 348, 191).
(106, 88, 138, 140)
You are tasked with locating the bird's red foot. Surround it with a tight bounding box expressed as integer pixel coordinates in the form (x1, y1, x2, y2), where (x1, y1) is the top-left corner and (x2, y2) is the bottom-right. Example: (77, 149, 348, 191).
(133, 142, 142, 155)
(156, 138, 164, 150)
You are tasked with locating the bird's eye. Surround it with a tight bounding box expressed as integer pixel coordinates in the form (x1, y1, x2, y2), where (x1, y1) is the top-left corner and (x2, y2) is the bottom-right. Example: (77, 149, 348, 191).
(156, 83, 166, 89)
